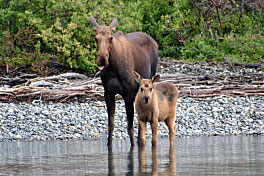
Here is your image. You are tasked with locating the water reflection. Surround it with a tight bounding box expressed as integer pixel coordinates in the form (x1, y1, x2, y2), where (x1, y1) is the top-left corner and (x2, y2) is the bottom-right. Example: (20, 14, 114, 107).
(0, 136, 263, 175)
(139, 145, 176, 175)
(126, 147, 134, 175)
(108, 147, 114, 176)
(138, 145, 176, 176)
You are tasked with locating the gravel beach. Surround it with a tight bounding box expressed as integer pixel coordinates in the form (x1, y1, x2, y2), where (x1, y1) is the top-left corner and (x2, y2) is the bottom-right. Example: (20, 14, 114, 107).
(0, 61, 263, 141)
(0, 95, 263, 141)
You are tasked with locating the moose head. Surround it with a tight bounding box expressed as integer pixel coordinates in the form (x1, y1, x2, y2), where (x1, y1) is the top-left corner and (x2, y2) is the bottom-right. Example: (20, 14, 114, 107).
(90, 15, 118, 70)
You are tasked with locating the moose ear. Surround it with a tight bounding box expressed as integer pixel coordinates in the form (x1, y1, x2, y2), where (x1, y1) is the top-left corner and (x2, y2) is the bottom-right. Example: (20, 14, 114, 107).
(90, 15, 100, 30)
(110, 18, 118, 30)
(152, 75, 160, 83)
(133, 71, 142, 83)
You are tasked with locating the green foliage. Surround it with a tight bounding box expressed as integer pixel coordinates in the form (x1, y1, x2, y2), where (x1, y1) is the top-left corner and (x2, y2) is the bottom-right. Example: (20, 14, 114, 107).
(139, 0, 184, 58)
(0, 0, 144, 74)
(0, 30, 50, 75)
(180, 35, 221, 62)
(181, 34, 264, 63)
(0, 0, 263, 75)
(219, 35, 264, 63)
(184, 1, 263, 63)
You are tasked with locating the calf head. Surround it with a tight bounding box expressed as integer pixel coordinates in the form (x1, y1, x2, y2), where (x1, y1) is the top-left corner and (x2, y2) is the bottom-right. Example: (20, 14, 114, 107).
(90, 15, 118, 70)
(133, 71, 160, 105)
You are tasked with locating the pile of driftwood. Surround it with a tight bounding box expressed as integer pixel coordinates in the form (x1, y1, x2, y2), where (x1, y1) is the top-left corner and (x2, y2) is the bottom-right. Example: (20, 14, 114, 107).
(162, 73, 264, 98)
(0, 61, 263, 103)
(1, 73, 263, 103)
(0, 73, 104, 103)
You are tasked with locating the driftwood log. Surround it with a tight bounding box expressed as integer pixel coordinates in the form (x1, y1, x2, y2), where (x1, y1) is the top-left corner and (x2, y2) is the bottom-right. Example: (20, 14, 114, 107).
(0, 60, 263, 103)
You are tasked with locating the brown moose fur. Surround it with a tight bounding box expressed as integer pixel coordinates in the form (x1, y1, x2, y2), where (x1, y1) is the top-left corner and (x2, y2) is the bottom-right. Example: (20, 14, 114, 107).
(90, 15, 158, 147)
(134, 71, 179, 147)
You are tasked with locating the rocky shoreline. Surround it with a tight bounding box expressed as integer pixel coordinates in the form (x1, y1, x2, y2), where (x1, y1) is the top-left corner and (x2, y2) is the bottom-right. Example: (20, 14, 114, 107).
(0, 95, 263, 142)
(0, 60, 263, 141)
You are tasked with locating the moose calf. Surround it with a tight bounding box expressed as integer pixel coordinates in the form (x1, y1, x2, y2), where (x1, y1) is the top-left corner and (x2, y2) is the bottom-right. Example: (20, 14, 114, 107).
(133, 71, 179, 147)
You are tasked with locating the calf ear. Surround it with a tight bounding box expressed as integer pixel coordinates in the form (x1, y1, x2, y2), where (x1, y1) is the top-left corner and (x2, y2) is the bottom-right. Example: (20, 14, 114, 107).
(90, 15, 100, 30)
(152, 75, 160, 83)
(133, 71, 142, 83)
(110, 18, 118, 30)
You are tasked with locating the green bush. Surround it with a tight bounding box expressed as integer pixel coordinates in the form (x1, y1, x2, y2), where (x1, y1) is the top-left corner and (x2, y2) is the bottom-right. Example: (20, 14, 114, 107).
(219, 35, 264, 63)
(181, 34, 264, 63)
(0, 0, 145, 74)
(139, 0, 187, 58)
(168, 0, 263, 62)
(180, 35, 221, 62)
(0, 0, 263, 75)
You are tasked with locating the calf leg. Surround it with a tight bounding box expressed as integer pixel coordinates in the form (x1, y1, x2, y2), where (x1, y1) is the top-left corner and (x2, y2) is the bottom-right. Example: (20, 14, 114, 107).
(151, 120, 158, 146)
(165, 116, 176, 146)
(138, 119, 146, 146)
(105, 92, 116, 147)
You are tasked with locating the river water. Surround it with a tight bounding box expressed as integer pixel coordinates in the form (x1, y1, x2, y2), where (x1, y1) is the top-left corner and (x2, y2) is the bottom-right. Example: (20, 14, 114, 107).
(0, 135, 263, 175)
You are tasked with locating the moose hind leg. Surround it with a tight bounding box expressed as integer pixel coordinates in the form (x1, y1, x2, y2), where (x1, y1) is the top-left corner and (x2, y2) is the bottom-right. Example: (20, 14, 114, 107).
(124, 97, 135, 146)
(105, 92, 116, 147)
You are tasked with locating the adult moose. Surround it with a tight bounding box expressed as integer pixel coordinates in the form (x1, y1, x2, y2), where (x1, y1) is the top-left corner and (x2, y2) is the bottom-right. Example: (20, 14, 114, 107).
(90, 15, 158, 147)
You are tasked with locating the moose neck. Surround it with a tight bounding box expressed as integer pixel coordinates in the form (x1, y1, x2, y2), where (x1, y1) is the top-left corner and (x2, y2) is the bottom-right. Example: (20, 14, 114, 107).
(108, 37, 128, 70)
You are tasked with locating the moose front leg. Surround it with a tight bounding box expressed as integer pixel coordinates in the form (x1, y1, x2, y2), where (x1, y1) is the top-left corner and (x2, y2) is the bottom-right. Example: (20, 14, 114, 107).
(105, 92, 116, 147)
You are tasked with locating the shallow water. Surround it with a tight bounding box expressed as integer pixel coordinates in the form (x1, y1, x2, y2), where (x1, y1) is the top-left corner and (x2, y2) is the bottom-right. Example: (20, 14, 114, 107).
(0, 136, 263, 175)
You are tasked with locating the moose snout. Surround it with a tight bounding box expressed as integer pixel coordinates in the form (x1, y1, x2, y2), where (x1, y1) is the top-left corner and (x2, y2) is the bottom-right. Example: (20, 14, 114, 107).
(143, 96, 150, 104)
(96, 52, 109, 68)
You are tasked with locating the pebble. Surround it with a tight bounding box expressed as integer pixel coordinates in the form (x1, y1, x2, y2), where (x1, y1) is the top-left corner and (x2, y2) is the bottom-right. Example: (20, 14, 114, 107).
(0, 95, 263, 141)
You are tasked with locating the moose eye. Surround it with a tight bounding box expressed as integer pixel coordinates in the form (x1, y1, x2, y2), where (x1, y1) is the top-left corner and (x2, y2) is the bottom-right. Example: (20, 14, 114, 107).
(109, 37, 113, 42)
